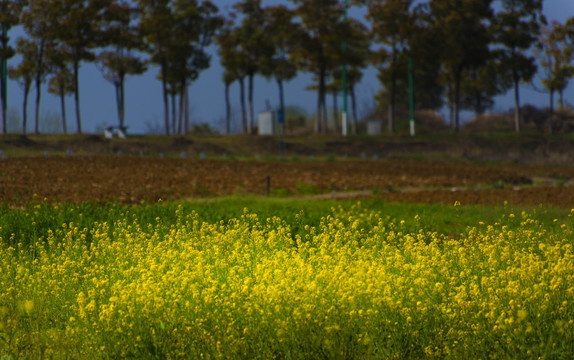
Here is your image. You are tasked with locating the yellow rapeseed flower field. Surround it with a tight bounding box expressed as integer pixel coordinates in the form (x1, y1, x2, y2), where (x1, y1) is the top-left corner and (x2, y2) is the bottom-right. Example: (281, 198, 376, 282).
(0, 204, 573, 359)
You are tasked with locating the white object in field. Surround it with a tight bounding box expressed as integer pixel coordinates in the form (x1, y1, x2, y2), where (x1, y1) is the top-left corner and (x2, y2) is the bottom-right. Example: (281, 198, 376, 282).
(104, 127, 114, 139)
(258, 112, 274, 135)
(104, 126, 128, 139)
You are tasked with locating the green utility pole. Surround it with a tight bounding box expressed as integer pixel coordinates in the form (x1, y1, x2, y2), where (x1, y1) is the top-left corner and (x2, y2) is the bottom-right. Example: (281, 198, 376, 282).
(408, 56, 415, 136)
(341, 0, 348, 136)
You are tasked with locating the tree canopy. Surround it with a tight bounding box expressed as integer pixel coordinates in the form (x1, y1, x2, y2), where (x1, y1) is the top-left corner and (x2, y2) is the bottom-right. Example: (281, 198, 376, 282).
(1, 0, 573, 136)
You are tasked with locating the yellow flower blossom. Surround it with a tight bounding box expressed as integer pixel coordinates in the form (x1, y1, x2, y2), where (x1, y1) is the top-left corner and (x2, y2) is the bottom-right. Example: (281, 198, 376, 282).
(0, 205, 572, 358)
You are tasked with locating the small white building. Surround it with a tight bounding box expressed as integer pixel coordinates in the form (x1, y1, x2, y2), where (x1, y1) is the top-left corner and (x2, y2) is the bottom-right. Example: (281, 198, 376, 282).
(258, 112, 275, 135)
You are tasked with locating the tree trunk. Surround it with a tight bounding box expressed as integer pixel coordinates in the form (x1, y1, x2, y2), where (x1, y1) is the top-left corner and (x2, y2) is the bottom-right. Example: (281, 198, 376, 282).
(239, 77, 246, 134)
(33, 79, 42, 134)
(59, 87, 67, 134)
(277, 77, 285, 135)
(1, 96, 5, 134)
(184, 86, 189, 134)
(445, 82, 454, 130)
(322, 91, 327, 133)
(315, 81, 321, 133)
(178, 82, 186, 135)
(22, 86, 30, 135)
(1, 25, 8, 134)
(120, 79, 125, 128)
(319, 66, 327, 133)
(388, 48, 397, 134)
(1, 91, 5, 134)
(549, 89, 554, 135)
(225, 81, 231, 135)
(453, 95, 460, 133)
(247, 73, 254, 134)
(115, 82, 122, 128)
(453, 67, 462, 132)
(178, 89, 184, 135)
(73, 59, 82, 134)
(513, 72, 520, 133)
(170, 91, 177, 135)
(117, 74, 126, 129)
(332, 89, 339, 133)
(388, 75, 396, 134)
(161, 61, 169, 135)
(34, 39, 45, 135)
(350, 83, 358, 135)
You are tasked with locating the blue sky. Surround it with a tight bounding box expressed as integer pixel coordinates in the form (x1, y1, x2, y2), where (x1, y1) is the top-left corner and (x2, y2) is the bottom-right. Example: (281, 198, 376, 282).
(4, 0, 574, 134)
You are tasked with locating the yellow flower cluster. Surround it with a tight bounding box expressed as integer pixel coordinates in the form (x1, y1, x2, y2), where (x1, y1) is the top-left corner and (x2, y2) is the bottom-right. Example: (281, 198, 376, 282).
(0, 205, 573, 359)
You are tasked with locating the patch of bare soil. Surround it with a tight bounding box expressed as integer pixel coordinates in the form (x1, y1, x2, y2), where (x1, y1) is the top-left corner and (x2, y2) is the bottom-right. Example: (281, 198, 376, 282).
(2, 155, 574, 207)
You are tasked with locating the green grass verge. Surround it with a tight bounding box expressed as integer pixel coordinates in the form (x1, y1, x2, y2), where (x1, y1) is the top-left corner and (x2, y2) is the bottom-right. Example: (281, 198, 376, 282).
(1, 196, 569, 248)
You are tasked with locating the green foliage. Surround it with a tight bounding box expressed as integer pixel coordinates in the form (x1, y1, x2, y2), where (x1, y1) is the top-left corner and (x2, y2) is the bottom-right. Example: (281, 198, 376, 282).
(459, 56, 501, 115)
(0, 197, 569, 249)
(427, 0, 494, 132)
(366, 0, 415, 133)
(290, 0, 368, 134)
(187, 122, 216, 135)
(138, 0, 223, 135)
(294, 183, 320, 195)
(284, 105, 309, 133)
(538, 22, 574, 98)
(261, 5, 298, 84)
(536, 20, 574, 132)
(493, 0, 543, 132)
(534, 20, 574, 134)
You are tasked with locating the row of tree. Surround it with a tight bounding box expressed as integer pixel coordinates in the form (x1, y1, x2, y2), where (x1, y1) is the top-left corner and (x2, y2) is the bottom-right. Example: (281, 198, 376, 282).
(365, 0, 573, 135)
(0, 0, 222, 135)
(0, 0, 573, 136)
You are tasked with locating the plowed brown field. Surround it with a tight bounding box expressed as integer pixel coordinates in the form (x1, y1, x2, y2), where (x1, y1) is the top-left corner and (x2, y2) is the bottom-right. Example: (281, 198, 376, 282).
(2, 155, 574, 208)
